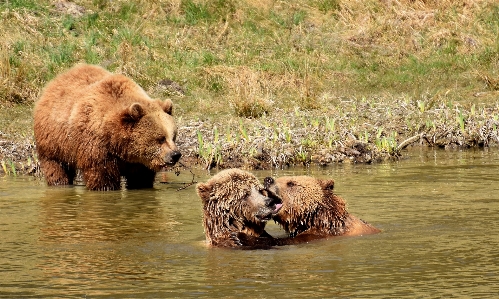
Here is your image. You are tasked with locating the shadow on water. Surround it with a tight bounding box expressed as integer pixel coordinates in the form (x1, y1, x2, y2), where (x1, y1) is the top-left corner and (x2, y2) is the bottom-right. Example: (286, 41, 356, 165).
(1, 148, 499, 297)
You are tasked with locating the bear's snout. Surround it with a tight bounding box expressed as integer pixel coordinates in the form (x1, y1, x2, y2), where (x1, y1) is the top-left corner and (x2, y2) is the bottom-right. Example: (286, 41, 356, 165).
(166, 150, 182, 164)
(171, 151, 182, 162)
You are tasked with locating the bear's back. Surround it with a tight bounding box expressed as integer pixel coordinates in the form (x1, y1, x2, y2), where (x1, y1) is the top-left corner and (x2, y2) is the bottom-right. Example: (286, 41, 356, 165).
(34, 64, 111, 122)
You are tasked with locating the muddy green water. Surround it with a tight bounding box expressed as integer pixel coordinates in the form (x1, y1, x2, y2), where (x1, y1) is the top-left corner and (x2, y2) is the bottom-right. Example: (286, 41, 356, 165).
(1, 148, 499, 298)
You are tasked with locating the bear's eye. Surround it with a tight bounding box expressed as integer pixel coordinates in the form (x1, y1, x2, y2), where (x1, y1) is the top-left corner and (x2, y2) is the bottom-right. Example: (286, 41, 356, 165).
(157, 136, 166, 144)
(287, 181, 296, 187)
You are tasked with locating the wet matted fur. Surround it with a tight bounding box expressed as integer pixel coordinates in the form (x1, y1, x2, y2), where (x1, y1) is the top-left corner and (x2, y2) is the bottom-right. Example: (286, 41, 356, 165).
(196, 169, 282, 249)
(263, 176, 380, 244)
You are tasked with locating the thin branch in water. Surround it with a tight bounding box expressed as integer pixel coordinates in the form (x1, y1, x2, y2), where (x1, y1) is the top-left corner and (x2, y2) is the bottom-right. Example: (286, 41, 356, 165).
(177, 168, 197, 191)
(175, 161, 198, 191)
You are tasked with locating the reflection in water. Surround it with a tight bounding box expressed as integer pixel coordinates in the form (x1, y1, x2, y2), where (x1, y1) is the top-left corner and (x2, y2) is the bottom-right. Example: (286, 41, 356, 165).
(33, 185, 190, 295)
(1, 148, 499, 297)
(38, 187, 172, 243)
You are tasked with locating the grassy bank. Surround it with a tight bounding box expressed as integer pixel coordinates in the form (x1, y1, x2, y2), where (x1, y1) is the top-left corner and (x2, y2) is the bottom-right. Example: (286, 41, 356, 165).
(1, 0, 499, 174)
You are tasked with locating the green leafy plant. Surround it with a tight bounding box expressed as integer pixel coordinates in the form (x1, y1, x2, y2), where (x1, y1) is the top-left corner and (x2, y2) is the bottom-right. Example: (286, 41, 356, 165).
(1, 160, 17, 176)
(457, 111, 466, 134)
(239, 120, 249, 142)
(1, 160, 7, 175)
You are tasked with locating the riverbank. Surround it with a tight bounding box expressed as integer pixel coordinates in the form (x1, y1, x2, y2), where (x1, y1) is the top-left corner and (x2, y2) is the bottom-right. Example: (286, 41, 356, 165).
(2, 93, 499, 176)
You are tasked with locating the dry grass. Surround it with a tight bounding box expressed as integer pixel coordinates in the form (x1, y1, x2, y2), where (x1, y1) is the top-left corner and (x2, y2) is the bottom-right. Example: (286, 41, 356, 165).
(1, 0, 498, 107)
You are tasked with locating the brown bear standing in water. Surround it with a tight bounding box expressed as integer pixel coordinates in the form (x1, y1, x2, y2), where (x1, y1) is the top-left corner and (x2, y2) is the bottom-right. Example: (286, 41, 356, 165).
(33, 64, 181, 191)
(196, 169, 283, 249)
(263, 176, 380, 244)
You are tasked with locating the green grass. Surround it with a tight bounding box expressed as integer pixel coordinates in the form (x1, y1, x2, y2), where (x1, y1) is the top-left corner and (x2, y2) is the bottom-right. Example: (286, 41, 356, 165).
(1, 0, 498, 110)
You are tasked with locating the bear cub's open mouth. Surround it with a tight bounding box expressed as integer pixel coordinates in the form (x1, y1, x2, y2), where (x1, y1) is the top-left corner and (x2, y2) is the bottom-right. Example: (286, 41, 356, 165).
(257, 191, 283, 221)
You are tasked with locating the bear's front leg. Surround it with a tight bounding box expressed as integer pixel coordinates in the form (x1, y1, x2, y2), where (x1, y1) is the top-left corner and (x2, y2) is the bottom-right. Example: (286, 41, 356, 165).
(230, 232, 277, 250)
(82, 163, 121, 191)
(39, 158, 76, 186)
(122, 163, 156, 189)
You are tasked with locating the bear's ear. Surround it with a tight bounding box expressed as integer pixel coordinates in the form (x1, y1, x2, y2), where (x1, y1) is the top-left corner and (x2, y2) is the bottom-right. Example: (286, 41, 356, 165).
(161, 99, 173, 115)
(320, 179, 335, 191)
(123, 103, 145, 122)
(196, 182, 212, 203)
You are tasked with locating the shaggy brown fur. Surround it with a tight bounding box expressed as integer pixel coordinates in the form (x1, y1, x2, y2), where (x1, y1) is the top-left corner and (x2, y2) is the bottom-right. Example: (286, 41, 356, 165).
(196, 169, 282, 249)
(264, 176, 380, 244)
(33, 64, 181, 191)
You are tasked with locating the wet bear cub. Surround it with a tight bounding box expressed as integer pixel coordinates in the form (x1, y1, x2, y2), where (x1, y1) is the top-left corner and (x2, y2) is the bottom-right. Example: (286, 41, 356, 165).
(264, 176, 380, 244)
(196, 169, 282, 249)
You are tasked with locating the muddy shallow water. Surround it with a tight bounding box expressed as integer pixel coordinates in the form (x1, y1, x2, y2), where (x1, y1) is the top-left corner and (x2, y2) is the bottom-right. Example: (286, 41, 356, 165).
(1, 148, 499, 298)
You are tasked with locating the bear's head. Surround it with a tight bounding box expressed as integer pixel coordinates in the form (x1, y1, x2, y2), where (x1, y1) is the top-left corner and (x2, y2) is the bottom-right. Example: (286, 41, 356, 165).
(196, 169, 282, 246)
(264, 176, 347, 236)
(121, 99, 181, 170)
(104, 75, 181, 171)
